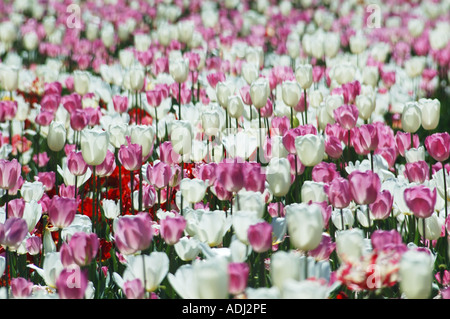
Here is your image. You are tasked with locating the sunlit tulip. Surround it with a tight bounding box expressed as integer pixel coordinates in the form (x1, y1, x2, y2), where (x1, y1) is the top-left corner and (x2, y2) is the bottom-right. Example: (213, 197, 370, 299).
(401, 102, 422, 133)
(282, 81, 302, 108)
(113, 213, 153, 255)
(122, 253, 169, 292)
(250, 78, 270, 109)
(335, 228, 365, 263)
(425, 132, 450, 163)
(348, 170, 381, 205)
(80, 129, 109, 166)
(295, 134, 324, 167)
(295, 64, 313, 89)
(404, 185, 437, 219)
(270, 251, 301, 290)
(266, 157, 291, 197)
(193, 257, 229, 299)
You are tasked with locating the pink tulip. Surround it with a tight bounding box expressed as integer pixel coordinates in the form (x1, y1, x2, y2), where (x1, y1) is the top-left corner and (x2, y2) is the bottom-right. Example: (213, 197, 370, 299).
(375, 147, 397, 168)
(0, 158, 22, 191)
(1, 217, 28, 250)
(369, 190, 394, 220)
(348, 170, 381, 205)
(425, 132, 450, 163)
(61, 93, 82, 113)
(370, 230, 406, 253)
(271, 116, 290, 136)
(66, 232, 100, 267)
(395, 131, 420, 157)
(36, 172, 55, 191)
(44, 82, 63, 96)
(40, 94, 61, 113)
(324, 177, 351, 209)
(287, 153, 305, 177)
(85, 107, 101, 127)
(243, 162, 266, 193)
(206, 72, 226, 89)
(404, 185, 437, 219)
(160, 215, 187, 245)
(123, 279, 145, 299)
(35, 110, 54, 126)
(26, 236, 42, 255)
(404, 160, 429, 183)
(312, 162, 340, 184)
(118, 138, 142, 172)
(11, 277, 33, 299)
(212, 180, 233, 201)
(282, 125, 317, 154)
(325, 136, 343, 160)
(159, 141, 181, 165)
(48, 196, 78, 229)
(239, 85, 252, 105)
(228, 262, 250, 295)
(95, 150, 116, 177)
(56, 265, 89, 299)
(114, 213, 153, 255)
(147, 161, 172, 190)
(70, 109, 89, 131)
(33, 152, 50, 167)
(247, 221, 273, 253)
(0, 100, 18, 121)
(216, 160, 245, 193)
(267, 202, 285, 218)
(351, 124, 379, 155)
(113, 95, 129, 114)
(146, 89, 163, 108)
(195, 163, 217, 187)
(8, 198, 25, 219)
(333, 104, 359, 130)
(308, 233, 336, 261)
(67, 151, 89, 176)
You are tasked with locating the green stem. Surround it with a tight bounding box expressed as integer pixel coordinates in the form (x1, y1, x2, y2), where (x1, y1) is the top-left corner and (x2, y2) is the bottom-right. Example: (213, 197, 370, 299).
(304, 88, 307, 124)
(139, 166, 143, 212)
(178, 82, 182, 121)
(130, 170, 134, 215)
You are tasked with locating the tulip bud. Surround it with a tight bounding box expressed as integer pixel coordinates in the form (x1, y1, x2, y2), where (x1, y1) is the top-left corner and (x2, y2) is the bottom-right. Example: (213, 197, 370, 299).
(101, 23, 115, 48)
(355, 95, 375, 121)
(295, 134, 324, 167)
(216, 82, 233, 108)
(129, 125, 155, 160)
(309, 90, 323, 108)
(170, 120, 192, 156)
(114, 213, 153, 255)
(241, 62, 259, 85)
(23, 31, 39, 51)
(424, 132, 450, 163)
(270, 251, 301, 290)
(180, 178, 207, 204)
(399, 250, 433, 299)
(404, 185, 436, 219)
(102, 199, 120, 220)
(295, 64, 313, 89)
(201, 110, 220, 137)
(0, 65, 19, 92)
(48, 196, 78, 229)
(301, 181, 327, 204)
(47, 121, 66, 152)
(247, 221, 273, 253)
(401, 102, 422, 133)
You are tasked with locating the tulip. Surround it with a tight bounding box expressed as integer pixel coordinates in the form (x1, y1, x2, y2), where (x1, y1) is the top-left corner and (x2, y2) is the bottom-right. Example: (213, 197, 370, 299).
(26, 236, 42, 255)
(335, 228, 365, 263)
(418, 213, 444, 241)
(312, 162, 340, 184)
(0, 65, 18, 92)
(67, 151, 88, 176)
(295, 64, 313, 90)
(355, 95, 375, 121)
(170, 120, 192, 156)
(369, 190, 394, 220)
(301, 181, 327, 204)
(48, 196, 78, 229)
(348, 170, 381, 205)
(180, 178, 207, 204)
(333, 104, 359, 130)
(95, 150, 116, 177)
(247, 221, 273, 253)
(295, 134, 324, 167)
(112, 95, 129, 114)
(270, 250, 302, 290)
(325, 136, 343, 159)
(65, 232, 99, 267)
(56, 265, 89, 299)
(185, 209, 231, 247)
(201, 110, 220, 137)
(129, 125, 155, 160)
(324, 177, 351, 209)
(147, 161, 172, 190)
(236, 190, 265, 219)
(395, 131, 420, 157)
(118, 138, 142, 172)
(73, 70, 90, 96)
(351, 124, 379, 156)
(174, 236, 201, 262)
(69, 109, 89, 132)
(169, 58, 189, 84)
(308, 233, 336, 261)
(285, 203, 324, 251)
(1, 217, 28, 250)
(108, 122, 129, 149)
(232, 210, 263, 244)
(228, 262, 249, 295)
(404, 185, 437, 219)
(160, 215, 187, 245)
(227, 95, 245, 119)
(266, 157, 292, 197)
(0, 159, 22, 191)
(8, 198, 26, 219)
(401, 102, 422, 133)
(282, 81, 302, 108)
(404, 56, 426, 79)
(399, 250, 433, 299)
(418, 98, 440, 130)
(114, 213, 153, 255)
(129, 66, 145, 92)
(101, 199, 120, 220)
(80, 129, 109, 166)
(242, 62, 259, 84)
(250, 78, 270, 109)
(193, 257, 229, 299)
(404, 161, 429, 183)
(11, 277, 33, 299)
(425, 132, 450, 163)
(123, 279, 145, 299)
